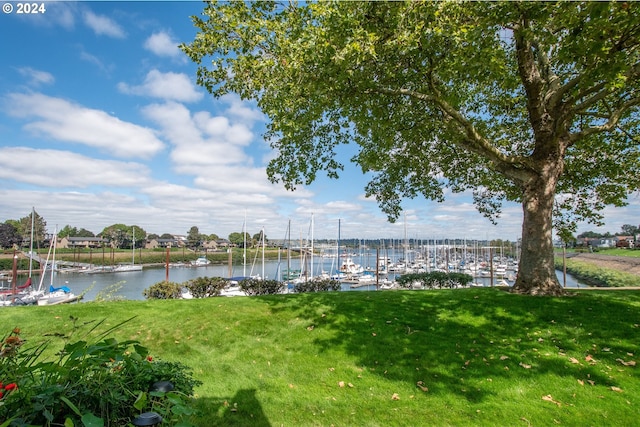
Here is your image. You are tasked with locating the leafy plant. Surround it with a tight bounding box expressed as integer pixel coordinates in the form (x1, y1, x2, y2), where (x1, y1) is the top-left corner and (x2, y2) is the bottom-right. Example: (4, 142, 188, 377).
(185, 276, 228, 298)
(143, 281, 183, 299)
(0, 318, 201, 426)
(397, 271, 474, 289)
(239, 278, 284, 296)
(292, 278, 341, 293)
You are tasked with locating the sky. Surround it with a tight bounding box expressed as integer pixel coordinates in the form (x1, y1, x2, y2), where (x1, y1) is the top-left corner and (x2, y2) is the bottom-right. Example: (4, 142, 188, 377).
(1, 2, 638, 242)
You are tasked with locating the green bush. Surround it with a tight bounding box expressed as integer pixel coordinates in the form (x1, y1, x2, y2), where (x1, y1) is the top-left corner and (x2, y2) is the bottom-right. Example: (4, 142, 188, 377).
(292, 278, 342, 293)
(0, 317, 201, 426)
(185, 276, 228, 298)
(397, 271, 473, 289)
(239, 278, 284, 296)
(143, 281, 183, 299)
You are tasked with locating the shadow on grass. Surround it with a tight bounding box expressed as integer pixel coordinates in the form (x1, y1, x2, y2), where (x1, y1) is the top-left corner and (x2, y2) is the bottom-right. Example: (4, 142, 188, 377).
(262, 288, 640, 403)
(192, 388, 271, 427)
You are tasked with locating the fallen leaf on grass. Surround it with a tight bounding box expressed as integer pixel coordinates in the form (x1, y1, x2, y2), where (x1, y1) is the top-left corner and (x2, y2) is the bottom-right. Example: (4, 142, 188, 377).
(611, 386, 623, 393)
(519, 362, 532, 369)
(569, 357, 580, 364)
(307, 325, 314, 331)
(500, 355, 509, 360)
(585, 354, 596, 364)
(577, 379, 584, 386)
(338, 381, 345, 388)
(391, 393, 400, 400)
(542, 395, 562, 406)
(416, 381, 428, 392)
(616, 358, 637, 367)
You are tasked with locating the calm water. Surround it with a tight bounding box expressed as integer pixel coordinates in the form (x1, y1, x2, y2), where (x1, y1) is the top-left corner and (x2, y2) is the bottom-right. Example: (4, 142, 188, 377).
(3, 256, 589, 302)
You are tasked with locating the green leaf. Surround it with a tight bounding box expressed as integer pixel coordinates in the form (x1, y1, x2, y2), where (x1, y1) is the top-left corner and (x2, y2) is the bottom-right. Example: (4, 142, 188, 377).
(133, 391, 148, 411)
(81, 413, 104, 427)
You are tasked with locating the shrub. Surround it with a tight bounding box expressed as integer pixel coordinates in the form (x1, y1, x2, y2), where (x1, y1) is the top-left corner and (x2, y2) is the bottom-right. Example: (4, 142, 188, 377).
(185, 276, 228, 298)
(292, 278, 342, 293)
(143, 281, 183, 299)
(397, 271, 473, 289)
(0, 317, 201, 426)
(239, 278, 284, 296)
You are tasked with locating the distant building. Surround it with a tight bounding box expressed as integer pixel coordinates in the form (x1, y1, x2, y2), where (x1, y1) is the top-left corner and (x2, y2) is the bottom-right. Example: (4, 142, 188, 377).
(616, 236, 635, 248)
(145, 238, 180, 249)
(58, 236, 105, 249)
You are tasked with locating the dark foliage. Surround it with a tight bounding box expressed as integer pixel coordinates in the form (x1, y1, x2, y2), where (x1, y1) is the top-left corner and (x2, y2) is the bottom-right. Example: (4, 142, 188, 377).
(397, 271, 473, 289)
(239, 278, 284, 296)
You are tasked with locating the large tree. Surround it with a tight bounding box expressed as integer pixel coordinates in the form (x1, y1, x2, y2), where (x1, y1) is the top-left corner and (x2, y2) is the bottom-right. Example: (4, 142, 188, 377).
(18, 210, 47, 248)
(182, 1, 640, 295)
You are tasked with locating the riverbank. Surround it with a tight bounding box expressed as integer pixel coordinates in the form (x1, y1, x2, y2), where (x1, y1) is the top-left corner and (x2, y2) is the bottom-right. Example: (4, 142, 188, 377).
(557, 251, 640, 288)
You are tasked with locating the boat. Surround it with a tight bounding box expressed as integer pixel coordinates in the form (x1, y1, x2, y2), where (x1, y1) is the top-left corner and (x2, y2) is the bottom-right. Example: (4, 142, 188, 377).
(36, 230, 81, 306)
(191, 256, 211, 266)
(339, 258, 364, 275)
(113, 228, 143, 272)
(1, 209, 45, 305)
(37, 284, 82, 305)
(112, 263, 143, 272)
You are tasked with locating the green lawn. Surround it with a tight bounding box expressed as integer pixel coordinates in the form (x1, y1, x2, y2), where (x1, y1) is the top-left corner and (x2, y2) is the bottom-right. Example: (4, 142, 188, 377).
(2, 288, 640, 426)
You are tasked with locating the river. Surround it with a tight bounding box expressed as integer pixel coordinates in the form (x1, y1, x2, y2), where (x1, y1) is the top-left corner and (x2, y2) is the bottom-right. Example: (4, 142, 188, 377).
(2, 256, 589, 302)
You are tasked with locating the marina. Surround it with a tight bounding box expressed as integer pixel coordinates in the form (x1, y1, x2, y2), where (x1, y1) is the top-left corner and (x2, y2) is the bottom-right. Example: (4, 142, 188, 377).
(1, 251, 589, 303)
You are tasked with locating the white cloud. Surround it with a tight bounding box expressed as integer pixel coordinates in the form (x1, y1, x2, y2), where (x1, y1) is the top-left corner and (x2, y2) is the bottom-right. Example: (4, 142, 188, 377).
(0, 147, 151, 188)
(142, 101, 252, 167)
(220, 94, 265, 123)
(83, 10, 126, 38)
(16, 67, 55, 86)
(5, 92, 165, 158)
(118, 70, 202, 102)
(144, 31, 183, 59)
(79, 49, 113, 75)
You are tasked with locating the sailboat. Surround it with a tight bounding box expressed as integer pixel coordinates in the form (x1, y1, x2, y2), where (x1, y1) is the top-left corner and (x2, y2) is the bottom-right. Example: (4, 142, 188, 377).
(1, 208, 45, 306)
(37, 231, 81, 305)
(112, 228, 143, 272)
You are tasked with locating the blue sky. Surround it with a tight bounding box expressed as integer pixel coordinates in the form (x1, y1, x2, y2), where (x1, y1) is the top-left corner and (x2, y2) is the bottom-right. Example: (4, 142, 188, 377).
(1, 2, 637, 242)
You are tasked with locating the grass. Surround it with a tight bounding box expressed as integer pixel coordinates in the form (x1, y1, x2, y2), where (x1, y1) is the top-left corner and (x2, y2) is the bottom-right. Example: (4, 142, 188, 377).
(555, 257, 640, 287)
(2, 288, 640, 426)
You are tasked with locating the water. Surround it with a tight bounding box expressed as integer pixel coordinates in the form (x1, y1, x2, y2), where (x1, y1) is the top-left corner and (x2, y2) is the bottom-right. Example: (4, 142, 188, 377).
(2, 256, 589, 302)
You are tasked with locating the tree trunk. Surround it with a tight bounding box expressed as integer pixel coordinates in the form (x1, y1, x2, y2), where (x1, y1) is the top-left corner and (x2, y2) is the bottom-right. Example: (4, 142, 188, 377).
(512, 170, 565, 296)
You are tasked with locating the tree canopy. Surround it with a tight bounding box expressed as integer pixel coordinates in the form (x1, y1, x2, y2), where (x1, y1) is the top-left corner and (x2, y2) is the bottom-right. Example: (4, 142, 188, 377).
(183, 0, 640, 295)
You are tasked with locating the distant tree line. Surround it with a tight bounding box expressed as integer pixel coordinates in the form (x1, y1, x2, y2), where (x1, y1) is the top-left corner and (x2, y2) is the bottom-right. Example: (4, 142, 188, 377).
(0, 211, 269, 251)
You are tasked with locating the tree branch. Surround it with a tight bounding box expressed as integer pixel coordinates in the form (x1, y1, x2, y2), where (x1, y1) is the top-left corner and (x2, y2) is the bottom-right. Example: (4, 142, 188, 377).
(569, 96, 640, 143)
(372, 85, 535, 183)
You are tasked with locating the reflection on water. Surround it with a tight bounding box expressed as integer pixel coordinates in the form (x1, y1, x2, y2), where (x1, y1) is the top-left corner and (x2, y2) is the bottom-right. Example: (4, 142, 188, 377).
(3, 257, 589, 302)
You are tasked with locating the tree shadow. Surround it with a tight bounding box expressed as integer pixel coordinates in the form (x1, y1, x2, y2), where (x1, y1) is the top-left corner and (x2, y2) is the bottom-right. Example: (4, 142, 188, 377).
(262, 289, 640, 403)
(192, 388, 271, 427)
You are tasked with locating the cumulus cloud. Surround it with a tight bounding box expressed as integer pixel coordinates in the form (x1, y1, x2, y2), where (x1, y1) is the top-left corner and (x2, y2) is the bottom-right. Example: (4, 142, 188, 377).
(5, 92, 165, 158)
(144, 31, 183, 59)
(220, 94, 265, 123)
(142, 101, 252, 168)
(117, 70, 202, 102)
(82, 10, 126, 38)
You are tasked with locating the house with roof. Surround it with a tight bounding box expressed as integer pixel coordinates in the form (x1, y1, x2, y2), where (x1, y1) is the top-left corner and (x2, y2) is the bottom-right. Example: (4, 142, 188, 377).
(58, 236, 106, 249)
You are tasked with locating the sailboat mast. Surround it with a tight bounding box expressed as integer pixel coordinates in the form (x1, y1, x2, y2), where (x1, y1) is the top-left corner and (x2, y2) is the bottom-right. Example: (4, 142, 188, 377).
(338, 218, 341, 260)
(50, 227, 57, 287)
(29, 207, 34, 277)
(310, 213, 314, 278)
